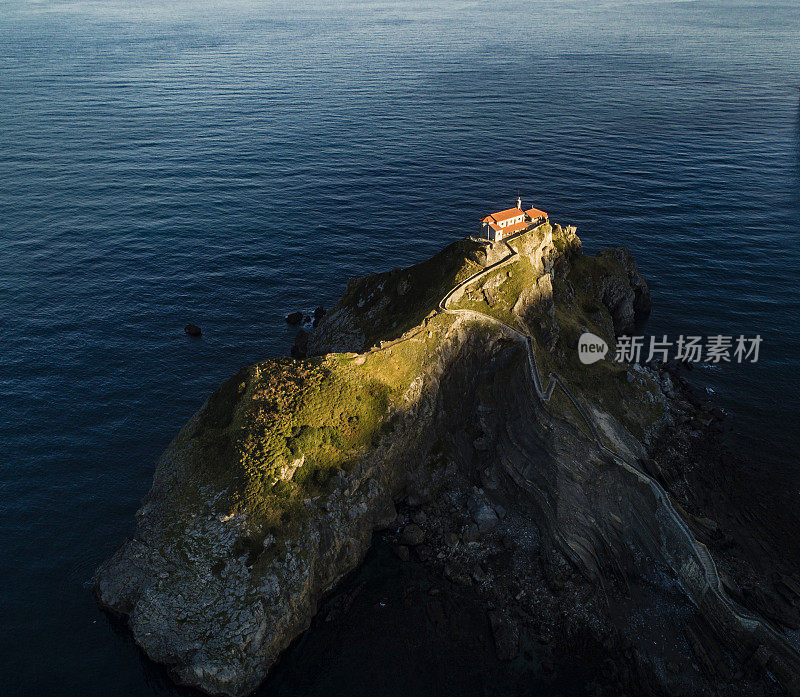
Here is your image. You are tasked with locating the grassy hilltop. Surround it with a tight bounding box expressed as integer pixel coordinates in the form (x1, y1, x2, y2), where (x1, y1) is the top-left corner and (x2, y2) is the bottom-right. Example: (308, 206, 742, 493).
(157, 222, 661, 566)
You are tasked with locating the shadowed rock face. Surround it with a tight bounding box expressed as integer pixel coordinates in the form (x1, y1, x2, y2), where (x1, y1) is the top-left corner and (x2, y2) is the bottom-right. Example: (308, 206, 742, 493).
(95, 225, 800, 697)
(596, 247, 652, 334)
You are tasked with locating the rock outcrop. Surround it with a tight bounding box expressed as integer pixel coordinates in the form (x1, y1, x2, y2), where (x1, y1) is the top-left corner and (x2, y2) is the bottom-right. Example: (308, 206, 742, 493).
(594, 247, 652, 333)
(96, 222, 800, 697)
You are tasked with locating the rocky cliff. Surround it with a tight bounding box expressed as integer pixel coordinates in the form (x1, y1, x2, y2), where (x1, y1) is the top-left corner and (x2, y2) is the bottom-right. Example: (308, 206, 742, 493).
(95, 223, 800, 696)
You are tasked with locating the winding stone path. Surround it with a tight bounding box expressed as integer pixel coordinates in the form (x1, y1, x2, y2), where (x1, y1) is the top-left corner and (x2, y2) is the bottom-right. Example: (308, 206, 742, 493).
(434, 231, 800, 684)
(357, 226, 798, 686)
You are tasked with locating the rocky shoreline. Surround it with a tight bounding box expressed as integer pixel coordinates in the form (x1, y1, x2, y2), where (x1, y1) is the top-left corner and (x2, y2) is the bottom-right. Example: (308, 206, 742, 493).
(95, 223, 800, 696)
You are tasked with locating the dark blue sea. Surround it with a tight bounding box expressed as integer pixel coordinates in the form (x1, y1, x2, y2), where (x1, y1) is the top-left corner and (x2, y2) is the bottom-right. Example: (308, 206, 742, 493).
(1, 1, 799, 694)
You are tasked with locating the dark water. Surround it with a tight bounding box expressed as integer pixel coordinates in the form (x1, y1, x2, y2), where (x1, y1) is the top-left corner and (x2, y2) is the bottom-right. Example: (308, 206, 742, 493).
(1, 1, 799, 694)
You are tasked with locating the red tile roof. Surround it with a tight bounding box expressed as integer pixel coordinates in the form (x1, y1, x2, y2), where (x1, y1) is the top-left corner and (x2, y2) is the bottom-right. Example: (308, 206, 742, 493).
(482, 205, 549, 225)
(484, 219, 530, 235)
(483, 207, 525, 224)
(524, 207, 548, 219)
(498, 220, 529, 235)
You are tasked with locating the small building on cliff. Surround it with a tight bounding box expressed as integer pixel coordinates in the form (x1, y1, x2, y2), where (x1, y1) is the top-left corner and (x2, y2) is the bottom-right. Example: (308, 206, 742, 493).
(480, 197, 548, 242)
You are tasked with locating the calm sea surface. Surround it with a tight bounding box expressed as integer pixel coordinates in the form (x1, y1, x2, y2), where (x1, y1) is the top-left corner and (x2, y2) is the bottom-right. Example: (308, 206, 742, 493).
(1, 1, 799, 694)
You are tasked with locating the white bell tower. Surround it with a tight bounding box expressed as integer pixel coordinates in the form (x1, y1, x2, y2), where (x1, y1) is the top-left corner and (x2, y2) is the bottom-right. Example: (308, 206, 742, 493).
(516, 194, 522, 210)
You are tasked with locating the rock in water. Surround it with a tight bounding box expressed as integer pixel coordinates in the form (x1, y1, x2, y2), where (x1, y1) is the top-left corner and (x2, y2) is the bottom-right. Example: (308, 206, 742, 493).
(184, 323, 202, 337)
(590, 247, 651, 333)
(291, 329, 309, 358)
(285, 311, 303, 325)
(96, 223, 800, 697)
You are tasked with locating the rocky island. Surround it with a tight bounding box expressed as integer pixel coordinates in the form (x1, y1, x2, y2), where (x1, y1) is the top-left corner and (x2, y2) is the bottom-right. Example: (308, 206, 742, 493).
(95, 221, 800, 696)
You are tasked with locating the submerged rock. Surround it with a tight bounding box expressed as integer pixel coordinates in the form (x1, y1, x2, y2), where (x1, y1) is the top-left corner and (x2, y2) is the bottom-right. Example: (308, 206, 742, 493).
(184, 323, 202, 337)
(285, 311, 303, 325)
